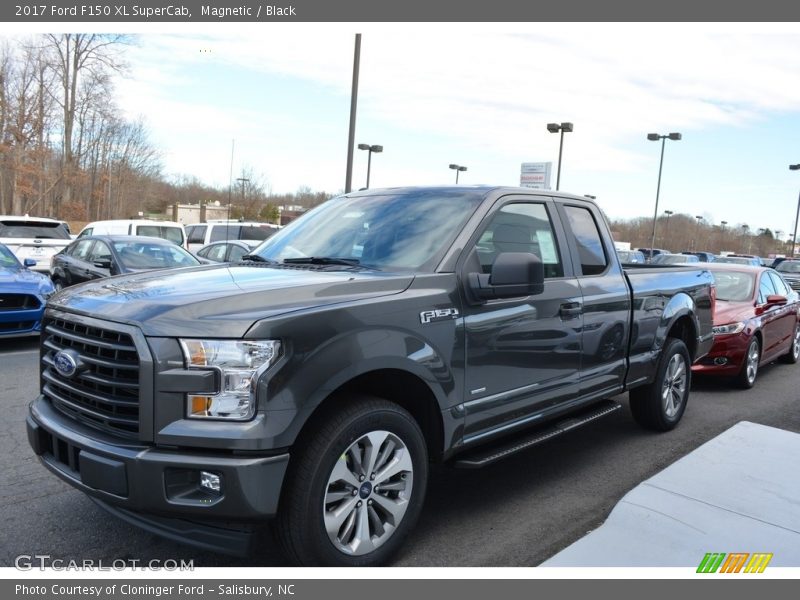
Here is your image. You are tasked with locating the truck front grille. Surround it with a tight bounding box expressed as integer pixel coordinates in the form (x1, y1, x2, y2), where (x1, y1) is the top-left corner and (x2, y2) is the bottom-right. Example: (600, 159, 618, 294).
(41, 317, 140, 438)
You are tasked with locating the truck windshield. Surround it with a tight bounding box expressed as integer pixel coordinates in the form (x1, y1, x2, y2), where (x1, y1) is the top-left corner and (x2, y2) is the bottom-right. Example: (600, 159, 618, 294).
(251, 190, 484, 271)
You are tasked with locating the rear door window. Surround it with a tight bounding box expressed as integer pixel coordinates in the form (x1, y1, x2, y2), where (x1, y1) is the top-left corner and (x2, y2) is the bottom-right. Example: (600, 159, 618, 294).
(562, 206, 608, 276)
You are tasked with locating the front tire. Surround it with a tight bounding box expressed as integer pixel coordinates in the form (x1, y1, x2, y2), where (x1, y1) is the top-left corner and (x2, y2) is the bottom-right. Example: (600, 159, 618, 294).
(629, 337, 691, 431)
(735, 337, 760, 389)
(276, 396, 428, 566)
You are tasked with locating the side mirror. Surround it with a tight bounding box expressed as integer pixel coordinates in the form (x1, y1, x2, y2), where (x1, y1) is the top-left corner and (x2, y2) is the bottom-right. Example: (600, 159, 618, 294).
(94, 258, 112, 270)
(766, 294, 787, 306)
(469, 252, 545, 301)
(23, 258, 37, 268)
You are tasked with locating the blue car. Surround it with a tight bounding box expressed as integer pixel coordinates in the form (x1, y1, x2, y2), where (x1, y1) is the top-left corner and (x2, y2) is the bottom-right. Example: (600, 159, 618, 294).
(0, 242, 55, 338)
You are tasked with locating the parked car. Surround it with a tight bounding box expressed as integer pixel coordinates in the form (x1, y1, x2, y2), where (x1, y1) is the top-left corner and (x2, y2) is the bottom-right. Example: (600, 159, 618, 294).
(616, 249, 646, 264)
(774, 259, 800, 291)
(51, 235, 201, 289)
(714, 255, 761, 266)
(0, 242, 54, 338)
(637, 247, 670, 261)
(651, 253, 700, 265)
(28, 186, 714, 566)
(185, 221, 280, 253)
(195, 240, 260, 263)
(681, 251, 715, 262)
(78, 220, 187, 248)
(692, 264, 800, 388)
(0, 215, 72, 274)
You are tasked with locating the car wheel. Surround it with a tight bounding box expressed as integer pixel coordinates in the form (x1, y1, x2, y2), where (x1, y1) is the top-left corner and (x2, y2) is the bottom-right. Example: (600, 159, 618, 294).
(629, 337, 691, 431)
(276, 396, 428, 566)
(779, 322, 800, 364)
(735, 337, 760, 389)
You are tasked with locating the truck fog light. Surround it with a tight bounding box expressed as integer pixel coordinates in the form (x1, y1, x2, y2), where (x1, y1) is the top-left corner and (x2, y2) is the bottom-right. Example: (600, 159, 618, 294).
(200, 471, 221, 494)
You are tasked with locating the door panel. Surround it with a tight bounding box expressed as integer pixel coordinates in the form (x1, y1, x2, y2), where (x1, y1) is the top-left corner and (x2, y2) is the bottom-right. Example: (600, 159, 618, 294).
(461, 198, 582, 441)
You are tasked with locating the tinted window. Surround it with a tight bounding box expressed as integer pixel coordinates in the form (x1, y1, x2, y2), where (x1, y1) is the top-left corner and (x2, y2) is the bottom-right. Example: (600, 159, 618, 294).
(563, 206, 608, 275)
(186, 225, 207, 244)
(137, 225, 184, 245)
(88, 241, 112, 263)
(210, 224, 241, 242)
(474, 202, 563, 278)
(240, 226, 272, 241)
(0, 220, 70, 239)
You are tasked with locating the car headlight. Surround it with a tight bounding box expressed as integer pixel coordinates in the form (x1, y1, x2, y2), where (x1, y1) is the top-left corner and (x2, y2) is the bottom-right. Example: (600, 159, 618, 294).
(179, 339, 281, 420)
(712, 322, 745, 335)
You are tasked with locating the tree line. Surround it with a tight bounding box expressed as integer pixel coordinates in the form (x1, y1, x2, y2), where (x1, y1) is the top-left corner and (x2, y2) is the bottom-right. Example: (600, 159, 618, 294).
(610, 212, 792, 257)
(0, 34, 333, 224)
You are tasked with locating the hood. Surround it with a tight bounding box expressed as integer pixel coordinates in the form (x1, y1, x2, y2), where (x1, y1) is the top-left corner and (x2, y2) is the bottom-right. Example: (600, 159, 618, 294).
(714, 300, 754, 326)
(0, 265, 54, 296)
(48, 263, 414, 337)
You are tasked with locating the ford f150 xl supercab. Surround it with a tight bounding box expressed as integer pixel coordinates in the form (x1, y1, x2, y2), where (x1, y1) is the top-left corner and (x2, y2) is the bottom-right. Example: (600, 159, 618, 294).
(27, 186, 714, 566)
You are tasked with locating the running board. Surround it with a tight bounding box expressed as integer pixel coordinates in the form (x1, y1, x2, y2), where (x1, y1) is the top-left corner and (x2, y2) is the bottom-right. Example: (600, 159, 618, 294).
(452, 400, 622, 469)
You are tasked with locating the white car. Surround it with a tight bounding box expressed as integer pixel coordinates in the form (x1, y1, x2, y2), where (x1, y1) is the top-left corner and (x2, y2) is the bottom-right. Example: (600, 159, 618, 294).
(185, 220, 280, 253)
(77, 219, 187, 248)
(0, 216, 72, 274)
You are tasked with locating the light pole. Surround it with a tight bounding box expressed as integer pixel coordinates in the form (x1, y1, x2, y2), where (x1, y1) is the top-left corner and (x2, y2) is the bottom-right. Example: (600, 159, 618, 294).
(647, 132, 682, 258)
(357, 143, 383, 189)
(790, 164, 800, 256)
(449, 163, 467, 184)
(720, 220, 728, 253)
(547, 122, 573, 191)
(663, 210, 673, 246)
(694, 215, 703, 250)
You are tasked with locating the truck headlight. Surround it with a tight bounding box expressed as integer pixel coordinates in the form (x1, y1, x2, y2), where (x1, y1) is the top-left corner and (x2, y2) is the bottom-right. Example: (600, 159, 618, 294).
(179, 339, 281, 420)
(712, 322, 745, 335)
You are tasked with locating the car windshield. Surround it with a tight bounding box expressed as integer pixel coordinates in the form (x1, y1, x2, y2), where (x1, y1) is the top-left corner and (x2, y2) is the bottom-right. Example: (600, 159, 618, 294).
(711, 270, 756, 302)
(776, 261, 800, 274)
(251, 190, 484, 271)
(0, 244, 21, 268)
(113, 240, 200, 269)
(0, 220, 71, 239)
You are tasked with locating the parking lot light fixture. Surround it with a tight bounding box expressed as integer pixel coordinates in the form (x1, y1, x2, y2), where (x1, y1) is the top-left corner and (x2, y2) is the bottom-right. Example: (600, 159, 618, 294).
(449, 163, 467, 184)
(547, 122, 574, 191)
(648, 132, 682, 259)
(357, 143, 383, 189)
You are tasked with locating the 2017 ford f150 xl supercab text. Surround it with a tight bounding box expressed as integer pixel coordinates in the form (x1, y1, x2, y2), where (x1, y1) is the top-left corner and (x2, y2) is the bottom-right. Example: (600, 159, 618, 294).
(27, 186, 714, 566)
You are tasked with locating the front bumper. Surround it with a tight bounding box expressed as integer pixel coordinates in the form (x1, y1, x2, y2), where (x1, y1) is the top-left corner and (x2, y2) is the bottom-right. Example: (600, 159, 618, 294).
(27, 394, 290, 543)
(0, 305, 44, 337)
(691, 333, 748, 376)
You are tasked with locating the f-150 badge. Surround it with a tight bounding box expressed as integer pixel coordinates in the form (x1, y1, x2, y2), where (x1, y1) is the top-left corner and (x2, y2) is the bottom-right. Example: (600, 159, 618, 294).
(420, 308, 459, 324)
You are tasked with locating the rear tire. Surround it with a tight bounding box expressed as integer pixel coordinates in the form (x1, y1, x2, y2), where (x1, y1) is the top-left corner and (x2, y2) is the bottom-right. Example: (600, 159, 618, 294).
(735, 337, 760, 389)
(629, 337, 691, 431)
(778, 322, 800, 364)
(276, 396, 428, 566)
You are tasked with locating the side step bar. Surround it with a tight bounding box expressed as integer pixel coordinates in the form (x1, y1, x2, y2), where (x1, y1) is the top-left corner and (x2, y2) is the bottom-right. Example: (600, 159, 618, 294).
(453, 400, 622, 469)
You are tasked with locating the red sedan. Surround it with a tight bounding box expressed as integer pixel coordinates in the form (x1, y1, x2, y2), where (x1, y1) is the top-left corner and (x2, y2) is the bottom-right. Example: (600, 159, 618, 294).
(692, 264, 800, 388)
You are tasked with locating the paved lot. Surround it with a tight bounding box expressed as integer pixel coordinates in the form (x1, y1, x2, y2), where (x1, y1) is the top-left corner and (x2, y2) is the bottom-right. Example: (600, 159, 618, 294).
(1, 335, 798, 567)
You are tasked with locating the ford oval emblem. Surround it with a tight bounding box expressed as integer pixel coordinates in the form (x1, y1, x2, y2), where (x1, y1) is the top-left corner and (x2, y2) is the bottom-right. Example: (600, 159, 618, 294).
(53, 350, 78, 378)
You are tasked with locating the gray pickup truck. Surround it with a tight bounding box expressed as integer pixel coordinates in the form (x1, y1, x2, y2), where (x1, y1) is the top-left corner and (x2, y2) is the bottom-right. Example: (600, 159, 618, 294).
(26, 186, 714, 566)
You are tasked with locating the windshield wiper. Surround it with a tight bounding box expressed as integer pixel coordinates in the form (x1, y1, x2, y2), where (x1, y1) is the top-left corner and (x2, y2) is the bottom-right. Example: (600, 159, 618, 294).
(241, 254, 277, 263)
(283, 257, 377, 269)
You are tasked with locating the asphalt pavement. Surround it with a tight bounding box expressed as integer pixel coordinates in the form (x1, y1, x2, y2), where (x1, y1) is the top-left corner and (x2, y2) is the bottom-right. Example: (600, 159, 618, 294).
(2, 335, 798, 567)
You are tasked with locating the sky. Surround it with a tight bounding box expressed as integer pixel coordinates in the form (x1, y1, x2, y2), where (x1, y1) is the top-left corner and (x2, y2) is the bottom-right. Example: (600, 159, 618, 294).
(5, 22, 800, 238)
